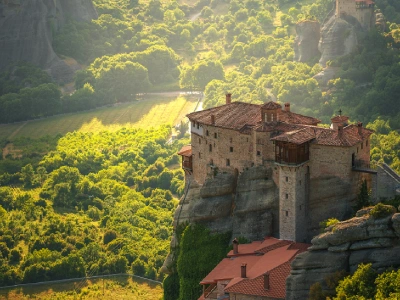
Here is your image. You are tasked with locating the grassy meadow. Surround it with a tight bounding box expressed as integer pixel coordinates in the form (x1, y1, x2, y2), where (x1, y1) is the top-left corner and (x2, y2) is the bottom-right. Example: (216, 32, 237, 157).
(0, 95, 198, 140)
(0, 276, 163, 300)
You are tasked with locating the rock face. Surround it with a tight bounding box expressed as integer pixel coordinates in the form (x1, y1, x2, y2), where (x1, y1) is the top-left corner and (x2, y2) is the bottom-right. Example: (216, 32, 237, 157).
(313, 66, 339, 86)
(294, 21, 321, 62)
(174, 166, 278, 239)
(286, 206, 400, 300)
(161, 166, 279, 274)
(318, 15, 359, 67)
(0, 0, 97, 83)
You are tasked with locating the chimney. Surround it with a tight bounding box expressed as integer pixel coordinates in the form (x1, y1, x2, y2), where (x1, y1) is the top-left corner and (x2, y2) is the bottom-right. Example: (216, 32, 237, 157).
(232, 238, 239, 254)
(264, 274, 270, 290)
(226, 93, 232, 104)
(284, 102, 290, 112)
(211, 114, 215, 125)
(357, 122, 363, 135)
(338, 124, 343, 138)
(241, 264, 247, 278)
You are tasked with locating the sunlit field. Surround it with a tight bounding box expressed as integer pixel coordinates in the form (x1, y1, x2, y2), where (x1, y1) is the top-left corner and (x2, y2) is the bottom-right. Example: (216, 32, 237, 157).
(0, 276, 163, 300)
(0, 95, 198, 140)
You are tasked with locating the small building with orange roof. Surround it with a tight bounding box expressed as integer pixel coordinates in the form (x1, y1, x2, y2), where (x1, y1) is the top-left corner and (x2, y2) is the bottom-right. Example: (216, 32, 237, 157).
(198, 237, 310, 300)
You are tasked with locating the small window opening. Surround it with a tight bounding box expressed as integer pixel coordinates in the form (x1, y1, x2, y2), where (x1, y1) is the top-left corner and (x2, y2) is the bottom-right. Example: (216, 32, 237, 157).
(214, 132, 217, 138)
(199, 138, 201, 144)
(226, 159, 230, 166)
(209, 144, 212, 152)
(366, 140, 368, 147)
(230, 147, 233, 152)
(285, 177, 288, 182)
(206, 130, 209, 136)
(257, 151, 261, 156)
(285, 193, 288, 199)
(285, 211, 289, 217)
(361, 143, 363, 150)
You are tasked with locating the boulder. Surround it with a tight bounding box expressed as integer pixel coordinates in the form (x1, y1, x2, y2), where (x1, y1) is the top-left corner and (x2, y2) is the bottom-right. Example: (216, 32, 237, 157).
(294, 20, 321, 62)
(286, 251, 349, 300)
(200, 173, 235, 198)
(287, 207, 400, 299)
(391, 213, 400, 237)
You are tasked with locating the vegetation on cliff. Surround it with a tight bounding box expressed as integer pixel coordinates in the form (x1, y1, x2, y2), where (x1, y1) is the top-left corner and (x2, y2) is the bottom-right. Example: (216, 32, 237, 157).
(163, 224, 231, 300)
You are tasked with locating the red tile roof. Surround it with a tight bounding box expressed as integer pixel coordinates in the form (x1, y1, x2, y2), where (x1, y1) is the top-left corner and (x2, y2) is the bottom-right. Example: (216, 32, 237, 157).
(270, 125, 373, 147)
(331, 115, 349, 123)
(187, 102, 372, 148)
(313, 125, 373, 147)
(187, 102, 320, 131)
(271, 127, 316, 145)
(262, 101, 282, 110)
(200, 237, 310, 299)
(178, 145, 192, 157)
(280, 111, 320, 125)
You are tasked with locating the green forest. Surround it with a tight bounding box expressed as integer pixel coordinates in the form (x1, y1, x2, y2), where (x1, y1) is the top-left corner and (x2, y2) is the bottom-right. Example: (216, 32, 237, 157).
(0, 0, 399, 298)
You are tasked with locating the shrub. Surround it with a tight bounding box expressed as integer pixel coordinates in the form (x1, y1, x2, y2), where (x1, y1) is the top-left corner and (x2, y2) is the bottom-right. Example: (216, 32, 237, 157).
(103, 230, 117, 245)
(319, 218, 340, 232)
(369, 203, 395, 219)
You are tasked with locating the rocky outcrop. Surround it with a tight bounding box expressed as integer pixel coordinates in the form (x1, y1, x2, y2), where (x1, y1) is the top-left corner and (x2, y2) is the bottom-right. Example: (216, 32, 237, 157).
(313, 66, 339, 86)
(318, 15, 359, 67)
(173, 166, 278, 238)
(286, 205, 400, 300)
(161, 166, 279, 273)
(0, 0, 97, 83)
(294, 21, 321, 62)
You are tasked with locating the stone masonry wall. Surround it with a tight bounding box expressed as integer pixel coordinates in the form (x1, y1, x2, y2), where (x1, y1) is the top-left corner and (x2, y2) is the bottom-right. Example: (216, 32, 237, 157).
(279, 164, 308, 242)
(306, 143, 371, 240)
(191, 124, 253, 184)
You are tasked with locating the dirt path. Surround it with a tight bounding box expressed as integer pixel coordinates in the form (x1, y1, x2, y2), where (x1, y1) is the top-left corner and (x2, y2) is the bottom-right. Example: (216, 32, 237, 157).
(189, 12, 201, 21)
(8, 122, 28, 140)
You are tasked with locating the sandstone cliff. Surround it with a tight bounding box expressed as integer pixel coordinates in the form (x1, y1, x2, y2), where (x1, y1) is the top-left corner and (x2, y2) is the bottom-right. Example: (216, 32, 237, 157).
(318, 15, 359, 67)
(162, 166, 279, 273)
(286, 205, 400, 300)
(0, 0, 97, 83)
(294, 21, 321, 63)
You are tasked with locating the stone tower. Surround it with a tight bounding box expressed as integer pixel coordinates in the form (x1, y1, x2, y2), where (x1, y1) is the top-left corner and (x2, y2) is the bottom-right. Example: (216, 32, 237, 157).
(336, 0, 375, 30)
(278, 164, 310, 242)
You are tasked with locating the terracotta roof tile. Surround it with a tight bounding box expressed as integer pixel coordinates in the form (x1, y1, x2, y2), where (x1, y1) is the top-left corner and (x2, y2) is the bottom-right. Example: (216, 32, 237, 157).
(187, 102, 261, 131)
(177, 145, 192, 156)
(271, 127, 316, 145)
(262, 101, 282, 110)
(200, 237, 311, 299)
(187, 102, 321, 131)
(331, 115, 349, 123)
(313, 125, 373, 147)
(280, 111, 320, 125)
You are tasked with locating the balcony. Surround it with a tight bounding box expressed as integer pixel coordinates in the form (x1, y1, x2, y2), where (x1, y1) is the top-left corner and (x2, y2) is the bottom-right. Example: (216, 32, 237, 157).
(274, 142, 310, 166)
(182, 160, 193, 170)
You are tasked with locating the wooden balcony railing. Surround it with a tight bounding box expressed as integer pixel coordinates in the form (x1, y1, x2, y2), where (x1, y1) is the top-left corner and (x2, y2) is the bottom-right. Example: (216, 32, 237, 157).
(182, 161, 192, 170)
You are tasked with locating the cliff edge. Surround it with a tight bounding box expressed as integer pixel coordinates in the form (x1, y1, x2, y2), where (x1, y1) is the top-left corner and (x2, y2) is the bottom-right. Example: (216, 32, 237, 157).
(0, 0, 97, 83)
(286, 205, 400, 300)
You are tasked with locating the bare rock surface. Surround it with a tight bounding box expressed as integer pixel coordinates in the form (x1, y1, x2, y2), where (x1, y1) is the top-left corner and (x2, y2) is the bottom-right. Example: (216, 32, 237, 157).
(287, 206, 400, 300)
(294, 20, 321, 62)
(174, 167, 278, 241)
(318, 15, 358, 67)
(0, 0, 97, 83)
